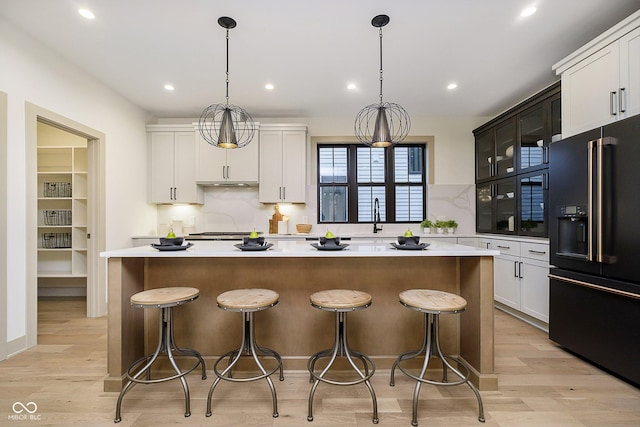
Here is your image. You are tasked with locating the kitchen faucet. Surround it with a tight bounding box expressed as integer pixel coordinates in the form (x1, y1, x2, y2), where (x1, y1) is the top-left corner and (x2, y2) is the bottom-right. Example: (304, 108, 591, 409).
(373, 197, 382, 233)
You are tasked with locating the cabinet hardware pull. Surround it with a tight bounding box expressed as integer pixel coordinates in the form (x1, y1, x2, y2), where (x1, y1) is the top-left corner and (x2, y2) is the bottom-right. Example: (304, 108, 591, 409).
(226, 166, 230, 180)
(283, 187, 286, 200)
(514, 261, 518, 277)
(619, 87, 626, 113)
(222, 166, 226, 179)
(528, 249, 546, 255)
(496, 245, 510, 249)
(610, 91, 617, 116)
(519, 261, 523, 278)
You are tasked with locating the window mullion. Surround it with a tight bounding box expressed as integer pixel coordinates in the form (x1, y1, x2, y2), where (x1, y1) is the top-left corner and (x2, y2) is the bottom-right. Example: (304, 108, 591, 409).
(386, 147, 396, 222)
(347, 145, 359, 222)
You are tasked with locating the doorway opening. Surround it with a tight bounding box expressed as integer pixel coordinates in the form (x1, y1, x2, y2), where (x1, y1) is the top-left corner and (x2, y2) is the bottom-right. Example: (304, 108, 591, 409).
(26, 103, 106, 348)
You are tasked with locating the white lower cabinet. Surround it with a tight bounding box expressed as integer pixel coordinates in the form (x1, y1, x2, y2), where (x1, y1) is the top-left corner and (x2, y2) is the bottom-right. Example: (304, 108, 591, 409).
(489, 238, 550, 323)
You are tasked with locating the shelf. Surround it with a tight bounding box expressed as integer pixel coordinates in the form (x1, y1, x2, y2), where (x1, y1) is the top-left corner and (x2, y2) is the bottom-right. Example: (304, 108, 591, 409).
(38, 272, 86, 278)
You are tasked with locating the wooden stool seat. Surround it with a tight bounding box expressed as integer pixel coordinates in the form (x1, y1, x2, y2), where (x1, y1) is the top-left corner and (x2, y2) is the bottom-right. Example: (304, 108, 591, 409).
(399, 289, 467, 313)
(310, 289, 372, 310)
(130, 287, 199, 307)
(217, 288, 279, 311)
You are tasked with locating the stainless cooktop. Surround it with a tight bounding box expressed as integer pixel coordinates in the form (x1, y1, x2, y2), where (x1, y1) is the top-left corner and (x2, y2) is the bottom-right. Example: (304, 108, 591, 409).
(185, 231, 262, 241)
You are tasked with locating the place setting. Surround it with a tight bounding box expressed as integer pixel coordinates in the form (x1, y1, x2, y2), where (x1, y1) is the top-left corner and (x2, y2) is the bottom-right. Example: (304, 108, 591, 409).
(234, 231, 274, 251)
(390, 230, 429, 250)
(311, 231, 349, 251)
(150, 235, 193, 251)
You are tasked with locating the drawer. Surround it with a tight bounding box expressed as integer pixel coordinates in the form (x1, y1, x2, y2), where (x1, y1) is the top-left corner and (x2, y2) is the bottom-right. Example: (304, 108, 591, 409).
(490, 239, 520, 256)
(521, 242, 549, 261)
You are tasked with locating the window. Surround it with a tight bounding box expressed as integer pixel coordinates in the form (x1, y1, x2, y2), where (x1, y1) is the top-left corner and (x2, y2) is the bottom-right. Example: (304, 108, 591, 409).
(318, 144, 426, 224)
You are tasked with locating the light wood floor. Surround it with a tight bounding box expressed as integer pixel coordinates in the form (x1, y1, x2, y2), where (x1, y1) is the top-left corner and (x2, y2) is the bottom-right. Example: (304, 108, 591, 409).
(1, 298, 639, 426)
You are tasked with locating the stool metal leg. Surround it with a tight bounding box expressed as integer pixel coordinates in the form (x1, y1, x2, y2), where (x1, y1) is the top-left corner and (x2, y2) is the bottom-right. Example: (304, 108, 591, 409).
(206, 311, 282, 418)
(307, 311, 378, 424)
(390, 312, 485, 426)
(114, 306, 206, 423)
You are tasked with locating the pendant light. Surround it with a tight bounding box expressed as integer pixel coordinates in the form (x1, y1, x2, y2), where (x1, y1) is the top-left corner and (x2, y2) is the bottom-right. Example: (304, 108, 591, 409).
(355, 14, 410, 148)
(198, 16, 256, 149)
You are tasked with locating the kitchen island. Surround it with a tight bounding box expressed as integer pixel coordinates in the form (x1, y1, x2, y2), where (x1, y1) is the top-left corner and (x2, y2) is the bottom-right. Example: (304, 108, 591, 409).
(102, 239, 499, 392)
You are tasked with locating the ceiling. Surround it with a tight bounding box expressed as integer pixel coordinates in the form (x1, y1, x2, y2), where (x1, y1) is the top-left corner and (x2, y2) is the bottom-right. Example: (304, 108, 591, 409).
(1, 1, 639, 120)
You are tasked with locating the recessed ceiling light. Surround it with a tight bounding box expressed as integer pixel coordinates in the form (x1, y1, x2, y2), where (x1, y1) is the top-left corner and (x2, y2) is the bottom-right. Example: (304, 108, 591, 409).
(78, 9, 95, 20)
(265, 83, 274, 90)
(520, 6, 537, 17)
(347, 83, 357, 90)
(164, 84, 175, 91)
(447, 83, 458, 90)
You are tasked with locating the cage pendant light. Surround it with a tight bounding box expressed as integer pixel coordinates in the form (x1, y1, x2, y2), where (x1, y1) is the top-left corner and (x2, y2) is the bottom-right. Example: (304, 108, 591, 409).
(355, 14, 410, 148)
(198, 16, 256, 149)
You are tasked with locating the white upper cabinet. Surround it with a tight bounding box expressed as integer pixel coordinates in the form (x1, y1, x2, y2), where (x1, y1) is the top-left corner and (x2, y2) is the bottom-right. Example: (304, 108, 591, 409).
(195, 129, 259, 184)
(619, 27, 640, 119)
(554, 11, 640, 137)
(259, 125, 307, 203)
(148, 126, 203, 204)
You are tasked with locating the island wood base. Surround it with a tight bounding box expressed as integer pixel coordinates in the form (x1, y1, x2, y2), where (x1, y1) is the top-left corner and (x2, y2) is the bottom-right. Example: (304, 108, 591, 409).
(105, 255, 496, 392)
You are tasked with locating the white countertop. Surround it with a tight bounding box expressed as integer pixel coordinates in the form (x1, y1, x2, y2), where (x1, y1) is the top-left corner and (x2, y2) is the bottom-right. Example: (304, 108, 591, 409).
(102, 239, 499, 258)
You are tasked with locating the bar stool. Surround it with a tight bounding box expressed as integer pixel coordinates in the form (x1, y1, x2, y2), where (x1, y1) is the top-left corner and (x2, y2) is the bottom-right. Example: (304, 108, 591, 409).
(114, 287, 206, 423)
(307, 289, 378, 424)
(390, 289, 485, 426)
(206, 288, 283, 418)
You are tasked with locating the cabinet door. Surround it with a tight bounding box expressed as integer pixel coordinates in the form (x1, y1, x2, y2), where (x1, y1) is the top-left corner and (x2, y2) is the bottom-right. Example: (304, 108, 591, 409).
(494, 254, 521, 310)
(495, 118, 516, 176)
(195, 133, 228, 182)
(172, 132, 201, 203)
(476, 182, 493, 233)
(561, 42, 619, 136)
(518, 170, 548, 237)
(226, 139, 259, 183)
(495, 177, 516, 234)
(521, 257, 549, 322)
(259, 131, 285, 202)
(150, 132, 176, 203)
(281, 130, 306, 202)
(619, 27, 640, 119)
(518, 104, 545, 171)
(475, 130, 494, 180)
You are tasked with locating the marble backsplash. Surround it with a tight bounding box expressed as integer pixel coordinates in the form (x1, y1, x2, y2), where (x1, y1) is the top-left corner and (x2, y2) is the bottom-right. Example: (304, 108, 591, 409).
(156, 184, 476, 236)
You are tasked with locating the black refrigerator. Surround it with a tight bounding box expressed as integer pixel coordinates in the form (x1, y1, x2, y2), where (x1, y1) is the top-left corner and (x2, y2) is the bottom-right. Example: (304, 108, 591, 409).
(548, 114, 640, 386)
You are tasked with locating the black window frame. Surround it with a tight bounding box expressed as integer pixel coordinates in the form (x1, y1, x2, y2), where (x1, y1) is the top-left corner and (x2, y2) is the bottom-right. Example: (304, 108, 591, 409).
(317, 143, 427, 224)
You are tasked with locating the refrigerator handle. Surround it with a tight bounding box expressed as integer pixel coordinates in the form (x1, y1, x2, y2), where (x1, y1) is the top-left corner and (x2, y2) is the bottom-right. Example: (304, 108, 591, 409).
(587, 139, 596, 262)
(596, 138, 604, 263)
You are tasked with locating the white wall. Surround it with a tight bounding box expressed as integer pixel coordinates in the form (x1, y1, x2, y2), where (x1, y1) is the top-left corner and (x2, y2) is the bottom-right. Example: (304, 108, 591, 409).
(0, 19, 154, 350)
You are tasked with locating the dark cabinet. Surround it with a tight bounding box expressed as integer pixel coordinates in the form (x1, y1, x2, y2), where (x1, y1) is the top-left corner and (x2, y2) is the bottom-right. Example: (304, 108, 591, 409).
(473, 81, 559, 237)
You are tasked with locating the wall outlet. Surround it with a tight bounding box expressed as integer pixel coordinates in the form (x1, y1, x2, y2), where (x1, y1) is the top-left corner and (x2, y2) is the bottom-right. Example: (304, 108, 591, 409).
(436, 215, 446, 221)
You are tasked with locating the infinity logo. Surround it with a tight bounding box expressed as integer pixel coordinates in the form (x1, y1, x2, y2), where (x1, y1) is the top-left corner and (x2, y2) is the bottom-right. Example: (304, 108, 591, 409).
(12, 401, 38, 414)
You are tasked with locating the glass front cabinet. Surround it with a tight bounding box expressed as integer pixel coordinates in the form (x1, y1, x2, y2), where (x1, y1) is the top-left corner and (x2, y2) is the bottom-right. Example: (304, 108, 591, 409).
(474, 81, 559, 237)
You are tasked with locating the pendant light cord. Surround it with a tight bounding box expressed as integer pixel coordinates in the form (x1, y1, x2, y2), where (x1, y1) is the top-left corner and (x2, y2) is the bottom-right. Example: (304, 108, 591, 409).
(379, 26, 384, 104)
(225, 28, 230, 105)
